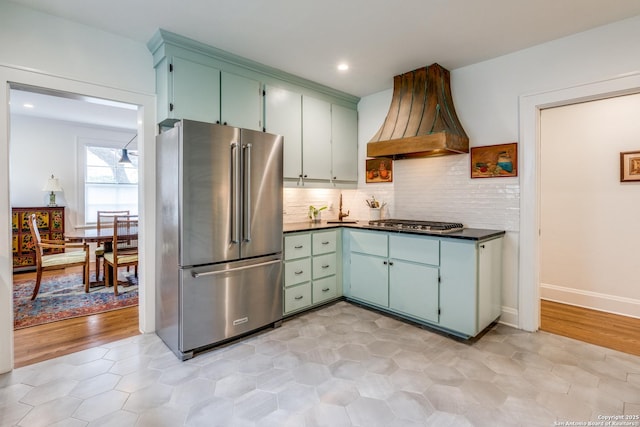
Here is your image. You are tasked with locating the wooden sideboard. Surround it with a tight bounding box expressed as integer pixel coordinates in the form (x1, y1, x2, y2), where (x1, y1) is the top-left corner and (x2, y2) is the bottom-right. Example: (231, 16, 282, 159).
(12, 206, 65, 272)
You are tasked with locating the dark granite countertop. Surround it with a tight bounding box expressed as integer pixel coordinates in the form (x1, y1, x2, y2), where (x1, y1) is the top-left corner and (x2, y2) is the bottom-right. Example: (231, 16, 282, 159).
(283, 220, 505, 241)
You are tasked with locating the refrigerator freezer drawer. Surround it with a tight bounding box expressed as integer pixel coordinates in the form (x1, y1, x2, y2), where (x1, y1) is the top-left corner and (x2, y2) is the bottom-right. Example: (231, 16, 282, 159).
(180, 256, 283, 353)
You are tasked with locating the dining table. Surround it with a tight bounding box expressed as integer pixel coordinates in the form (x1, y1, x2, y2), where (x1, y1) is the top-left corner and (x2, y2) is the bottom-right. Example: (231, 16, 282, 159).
(65, 226, 138, 286)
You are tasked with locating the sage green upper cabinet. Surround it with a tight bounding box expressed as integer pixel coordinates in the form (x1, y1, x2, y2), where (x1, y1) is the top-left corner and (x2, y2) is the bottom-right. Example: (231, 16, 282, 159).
(221, 72, 262, 131)
(148, 30, 360, 185)
(331, 104, 358, 182)
(302, 96, 332, 181)
(264, 85, 302, 179)
(157, 56, 221, 126)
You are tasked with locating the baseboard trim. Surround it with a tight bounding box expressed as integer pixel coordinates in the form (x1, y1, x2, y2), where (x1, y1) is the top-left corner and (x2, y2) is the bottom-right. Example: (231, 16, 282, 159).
(540, 283, 640, 319)
(498, 306, 519, 329)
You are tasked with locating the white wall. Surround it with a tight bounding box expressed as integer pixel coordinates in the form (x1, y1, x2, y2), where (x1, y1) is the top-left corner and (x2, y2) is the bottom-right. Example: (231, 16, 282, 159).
(0, 1, 153, 94)
(357, 14, 640, 328)
(10, 115, 135, 230)
(540, 94, 640, 317)
(0, 1, 156, 373)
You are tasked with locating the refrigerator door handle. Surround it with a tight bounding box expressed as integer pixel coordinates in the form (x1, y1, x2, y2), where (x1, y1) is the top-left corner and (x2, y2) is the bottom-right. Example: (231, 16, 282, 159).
(191, 259, 281, 278)
(231, 142, 240, 244)
(243, 142, 252, 242)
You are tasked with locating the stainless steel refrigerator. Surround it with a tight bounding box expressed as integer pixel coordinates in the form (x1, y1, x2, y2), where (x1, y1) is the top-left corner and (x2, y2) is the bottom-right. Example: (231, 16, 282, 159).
(156, 119, 283, 360)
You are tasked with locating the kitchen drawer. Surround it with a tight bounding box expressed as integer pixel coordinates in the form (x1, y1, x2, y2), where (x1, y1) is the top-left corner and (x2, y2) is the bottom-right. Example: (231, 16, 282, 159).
(284, 282, 312, 313)
(284, 258, 311, 287)
(313, 276, 337, 304)
(312, 230, 337, 255)
(349, 230, 388, 257)
(390, 234, 440, 266)
(312, 253, 336, 279)
(284, 233, 311, 260)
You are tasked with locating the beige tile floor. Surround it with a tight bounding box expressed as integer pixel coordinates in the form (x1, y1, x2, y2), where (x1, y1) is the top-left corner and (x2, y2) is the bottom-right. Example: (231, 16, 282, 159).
(1, 301, 639, 426)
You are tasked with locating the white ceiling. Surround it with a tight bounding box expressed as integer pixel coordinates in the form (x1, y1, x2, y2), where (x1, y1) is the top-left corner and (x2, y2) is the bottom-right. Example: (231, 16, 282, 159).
(8, 0, 640, 127)
(9, 87, 139, 130)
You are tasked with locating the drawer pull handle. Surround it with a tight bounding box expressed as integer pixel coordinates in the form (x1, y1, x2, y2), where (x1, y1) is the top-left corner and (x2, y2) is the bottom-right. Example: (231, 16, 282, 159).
(322, 241, 330, 245)
(294, 245, 303, 249)
(294, 295, 304, 300)
(322, 288, 330, 292)
(294, 270, 304, 275)
(321, 264, 330, 269)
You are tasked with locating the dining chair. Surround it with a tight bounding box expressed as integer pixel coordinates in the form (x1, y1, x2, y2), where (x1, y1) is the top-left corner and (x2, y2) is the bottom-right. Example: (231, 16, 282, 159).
(27, 213, 90, 300)
(104, 215, 138, 296)
(95, 210, 129, 281)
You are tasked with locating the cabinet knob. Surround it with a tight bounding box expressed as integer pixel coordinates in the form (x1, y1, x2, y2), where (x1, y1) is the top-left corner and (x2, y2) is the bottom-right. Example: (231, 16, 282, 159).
(322, 288, 330, 292)
(480, 244, 485, 248)
(333, 176, 337, 180)
(321, 264, 330, 269)
(389, 261, 394, 266)
(294, 270, 304, 275)
(216, 120, 220, 124)
(294, 295, 303, 300)
(383, 261, 388, 265)
(294, 245, 303, 249)
(303, 174, 308, 178)
(223, 121, 228, 126)
(322, 241, 330, 245)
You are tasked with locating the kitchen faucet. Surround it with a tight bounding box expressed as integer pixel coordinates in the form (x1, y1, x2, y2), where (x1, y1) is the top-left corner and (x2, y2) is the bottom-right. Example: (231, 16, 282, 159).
(338, 193, 350, 221)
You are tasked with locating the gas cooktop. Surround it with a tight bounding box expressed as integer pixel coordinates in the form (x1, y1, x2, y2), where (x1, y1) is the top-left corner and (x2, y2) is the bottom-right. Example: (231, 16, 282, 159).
(367, 219, 464, 234)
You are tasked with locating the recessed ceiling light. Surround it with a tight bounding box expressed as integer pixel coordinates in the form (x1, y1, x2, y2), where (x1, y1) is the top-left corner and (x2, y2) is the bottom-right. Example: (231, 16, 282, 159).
(337, 63, 349, 71)
(23, 103, 34, 109)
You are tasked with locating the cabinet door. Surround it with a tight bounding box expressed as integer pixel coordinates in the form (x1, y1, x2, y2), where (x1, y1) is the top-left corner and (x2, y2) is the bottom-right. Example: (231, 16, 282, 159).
(331, 104, 358, 182)
(349, 253, 388, 307)
(390, 260, 439, 323)
(302, 96, 332, 180)
(440, 239, 477, 337)
(221, 72, 262, 131)
(171, 57, 221, 124)
(264, 85, 302, 179)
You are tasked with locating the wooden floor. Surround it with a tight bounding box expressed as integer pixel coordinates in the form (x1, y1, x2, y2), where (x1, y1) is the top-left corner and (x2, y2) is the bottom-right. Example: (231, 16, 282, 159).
(13, 265, 140, 368)
(540, 299, 640, 357)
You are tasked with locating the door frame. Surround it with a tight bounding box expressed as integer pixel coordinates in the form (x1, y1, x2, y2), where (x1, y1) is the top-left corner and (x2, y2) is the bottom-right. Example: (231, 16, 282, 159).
(518, 71, 640, 331)
(0, 64, 157, 372)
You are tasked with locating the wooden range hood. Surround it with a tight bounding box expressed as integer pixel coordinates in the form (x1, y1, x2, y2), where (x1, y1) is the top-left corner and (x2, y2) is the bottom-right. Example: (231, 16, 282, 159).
(367, 63, 469, 159)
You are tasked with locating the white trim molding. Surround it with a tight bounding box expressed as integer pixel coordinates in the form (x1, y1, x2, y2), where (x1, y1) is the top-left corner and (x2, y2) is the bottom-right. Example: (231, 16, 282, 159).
(541, 283, 640, 320)
(518, 71, 640, 332)
(498, 306, 519, 329)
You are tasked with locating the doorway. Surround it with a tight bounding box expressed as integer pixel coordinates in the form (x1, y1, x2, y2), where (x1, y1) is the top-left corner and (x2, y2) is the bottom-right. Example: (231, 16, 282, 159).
(8, 84, 143, 366)
(518, 71, 640, 335)
(537, 94, 640, 355)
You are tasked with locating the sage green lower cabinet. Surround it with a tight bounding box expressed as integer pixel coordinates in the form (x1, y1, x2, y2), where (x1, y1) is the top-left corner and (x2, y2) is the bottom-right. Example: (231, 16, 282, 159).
(348, 231, 440, 321)
(345, 229, 503, 338)
(389, 259, 439, 323)
(283, 229, 341, 315)
(350, 252, 389, 306)
(440, 237, 503, 337)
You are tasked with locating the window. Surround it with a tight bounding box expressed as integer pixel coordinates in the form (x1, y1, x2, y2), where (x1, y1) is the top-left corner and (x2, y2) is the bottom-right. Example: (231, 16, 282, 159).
(84, 145, 138, 224)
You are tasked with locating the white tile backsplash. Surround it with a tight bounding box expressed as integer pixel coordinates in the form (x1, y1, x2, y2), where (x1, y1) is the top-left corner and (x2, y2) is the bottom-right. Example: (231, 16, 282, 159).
(284, 155, 519, 232)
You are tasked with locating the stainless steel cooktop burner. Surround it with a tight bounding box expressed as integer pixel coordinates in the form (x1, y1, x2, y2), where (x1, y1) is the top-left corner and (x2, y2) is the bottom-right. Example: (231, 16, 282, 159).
(368, 219, 464, 233)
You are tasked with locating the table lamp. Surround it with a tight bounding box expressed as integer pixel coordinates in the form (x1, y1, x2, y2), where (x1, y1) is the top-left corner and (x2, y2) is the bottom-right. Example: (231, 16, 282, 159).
(43, 174, 63, 207)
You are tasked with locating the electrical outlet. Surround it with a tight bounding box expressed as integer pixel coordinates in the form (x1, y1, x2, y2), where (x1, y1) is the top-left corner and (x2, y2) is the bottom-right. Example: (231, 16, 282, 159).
(327, 201, 333, 211)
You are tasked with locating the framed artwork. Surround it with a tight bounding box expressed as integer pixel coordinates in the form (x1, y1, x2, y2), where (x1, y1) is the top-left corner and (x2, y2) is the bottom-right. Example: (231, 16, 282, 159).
(365, 158, 393, 183)
(471, 142, 518, 178)
(620, 150, 640, 182)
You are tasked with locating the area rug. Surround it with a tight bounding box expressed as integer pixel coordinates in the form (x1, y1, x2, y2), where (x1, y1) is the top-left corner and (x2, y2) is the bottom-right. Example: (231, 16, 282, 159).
(13, 272, 138, 329)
